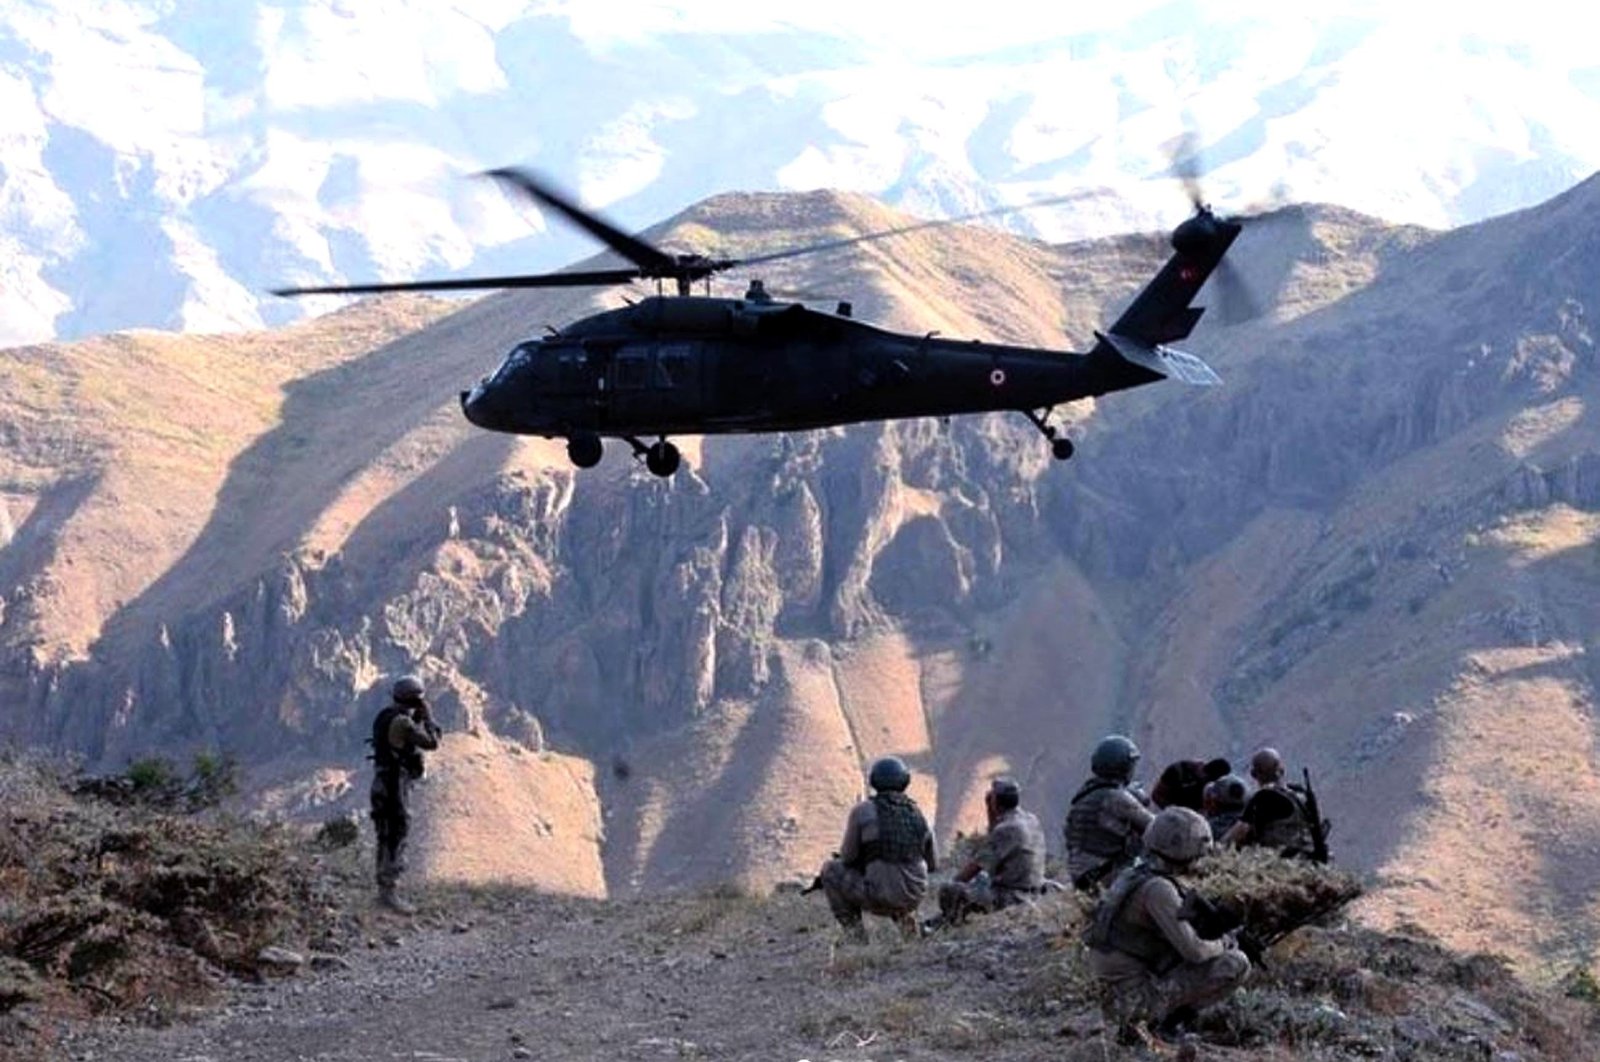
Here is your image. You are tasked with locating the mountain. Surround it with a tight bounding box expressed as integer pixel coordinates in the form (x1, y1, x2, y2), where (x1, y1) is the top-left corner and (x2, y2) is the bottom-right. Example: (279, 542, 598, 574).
(3, 2, 1599, 344)
(5, 171, 1600, 968)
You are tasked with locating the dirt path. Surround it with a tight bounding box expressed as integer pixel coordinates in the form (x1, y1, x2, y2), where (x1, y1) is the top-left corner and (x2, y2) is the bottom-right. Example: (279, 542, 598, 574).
(59, 890, 1086, 1062)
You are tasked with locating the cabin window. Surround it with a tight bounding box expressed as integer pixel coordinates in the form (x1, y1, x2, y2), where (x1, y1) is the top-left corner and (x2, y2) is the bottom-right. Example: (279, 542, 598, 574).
(557, 350, 591, 393)
(616, 352, 650, 391)
(656, 344, 693, 389)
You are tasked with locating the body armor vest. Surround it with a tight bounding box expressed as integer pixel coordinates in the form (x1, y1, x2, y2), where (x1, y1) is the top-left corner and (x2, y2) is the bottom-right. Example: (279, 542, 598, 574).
(1085, 864, 1184, 973)
(370, 705, 425, 779)
(1067, 778, 1136, 859)
(863, 792, 930, 866)
(1253, 784, 1311, 852)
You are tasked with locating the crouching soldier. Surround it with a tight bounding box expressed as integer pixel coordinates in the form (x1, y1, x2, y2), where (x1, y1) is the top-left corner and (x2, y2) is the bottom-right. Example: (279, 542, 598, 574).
(935, 777, 1046, 926)
(818, 756, 937, 942)
(369, 675, 441, 913)
(1085, 807, 1250, 1040)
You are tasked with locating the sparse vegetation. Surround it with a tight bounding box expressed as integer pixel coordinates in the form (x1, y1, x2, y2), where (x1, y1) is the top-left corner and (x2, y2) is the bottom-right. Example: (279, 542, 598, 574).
(0, 755, 360, 1053)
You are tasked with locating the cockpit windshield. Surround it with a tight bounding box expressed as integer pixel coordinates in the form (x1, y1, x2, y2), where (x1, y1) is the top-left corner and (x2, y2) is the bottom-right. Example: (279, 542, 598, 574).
(491, 342, 536, 384)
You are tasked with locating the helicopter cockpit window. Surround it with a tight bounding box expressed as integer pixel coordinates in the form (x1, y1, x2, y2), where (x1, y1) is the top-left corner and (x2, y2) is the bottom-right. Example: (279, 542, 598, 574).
(493, 343, 535, 383)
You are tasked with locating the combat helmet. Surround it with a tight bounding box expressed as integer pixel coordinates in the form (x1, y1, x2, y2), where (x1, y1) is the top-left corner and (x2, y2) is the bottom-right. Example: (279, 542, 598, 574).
(1144, 806, 1213, 864)
(1090, 735, 1140, 782)
(868, 755, 912, 793)
(1207, 774, 1248, 810)
(392, 675, 426, 704)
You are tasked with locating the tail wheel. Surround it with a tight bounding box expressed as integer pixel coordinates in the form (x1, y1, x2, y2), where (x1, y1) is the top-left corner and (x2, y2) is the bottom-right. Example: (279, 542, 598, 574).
(645, 440, 681, 477)
(1051, 438, 1075, 461)
(567, 433, 603, 469)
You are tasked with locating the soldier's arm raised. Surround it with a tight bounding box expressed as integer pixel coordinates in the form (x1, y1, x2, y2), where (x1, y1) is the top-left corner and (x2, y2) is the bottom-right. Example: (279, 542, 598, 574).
(1110, 788, 1155, 834)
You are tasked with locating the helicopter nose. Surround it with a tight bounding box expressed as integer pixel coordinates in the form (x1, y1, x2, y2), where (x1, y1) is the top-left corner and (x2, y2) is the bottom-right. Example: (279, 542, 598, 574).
(460, 381, 491, 428)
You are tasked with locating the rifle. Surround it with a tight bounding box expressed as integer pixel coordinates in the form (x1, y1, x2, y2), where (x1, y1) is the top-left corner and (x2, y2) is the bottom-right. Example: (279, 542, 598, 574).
(1179, 892, 1245, 941)
(1181, 890, 1352, 969)
(1300, 768, 1331, 865)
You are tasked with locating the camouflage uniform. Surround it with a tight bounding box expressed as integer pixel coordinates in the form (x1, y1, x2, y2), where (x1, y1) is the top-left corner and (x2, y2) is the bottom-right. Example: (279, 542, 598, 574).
(1065, 779, 1154, 890)
(1086, 863, 1250, 1027)
(1235, 783, 1313, 856)
(820, 792, 937, 934)
(1206, 806, 1243, 839)
(937, 806, 1047, 920)
(370, 707, 440, 897)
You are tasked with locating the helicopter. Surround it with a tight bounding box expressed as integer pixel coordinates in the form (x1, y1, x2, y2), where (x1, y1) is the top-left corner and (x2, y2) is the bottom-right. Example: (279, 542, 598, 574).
(274, 166, 1247, 478)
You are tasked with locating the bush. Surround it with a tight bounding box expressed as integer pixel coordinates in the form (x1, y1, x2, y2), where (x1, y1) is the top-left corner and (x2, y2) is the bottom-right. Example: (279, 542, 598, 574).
(125, 756, 180, 797)
(187, 751, 239, 809)
(315, 813, 360, 849)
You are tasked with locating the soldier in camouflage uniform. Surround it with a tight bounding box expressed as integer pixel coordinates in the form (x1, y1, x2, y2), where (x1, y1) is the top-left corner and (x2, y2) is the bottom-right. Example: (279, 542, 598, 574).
(818, 756, 937, 942)
(935, 777, 1047, 925)
(1086, 807, 1250, 1039)
(1065, 735, 1155, 891)
(1202, 774, 1248, 839)
(1221, 748, 1313, 857)
(369, 675, 441, 913)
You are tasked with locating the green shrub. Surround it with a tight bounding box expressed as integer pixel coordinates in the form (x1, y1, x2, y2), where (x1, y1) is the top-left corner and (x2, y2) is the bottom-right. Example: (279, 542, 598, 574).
(125, 756, 180, 796)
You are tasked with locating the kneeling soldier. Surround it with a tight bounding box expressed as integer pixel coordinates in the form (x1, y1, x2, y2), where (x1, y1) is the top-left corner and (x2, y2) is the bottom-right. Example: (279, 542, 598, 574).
(936, 776, 1046, 925)
(1085, 807, 1250, 1039)
(818, 756, 937, 942)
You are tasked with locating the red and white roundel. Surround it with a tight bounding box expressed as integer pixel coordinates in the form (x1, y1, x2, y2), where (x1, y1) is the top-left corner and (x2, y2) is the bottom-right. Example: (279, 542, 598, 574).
(989, 368, 1006, 387)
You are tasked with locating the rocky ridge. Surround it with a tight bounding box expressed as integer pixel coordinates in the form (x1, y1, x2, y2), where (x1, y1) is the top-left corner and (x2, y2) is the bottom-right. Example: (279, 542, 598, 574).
(0, 180, 1598, 968)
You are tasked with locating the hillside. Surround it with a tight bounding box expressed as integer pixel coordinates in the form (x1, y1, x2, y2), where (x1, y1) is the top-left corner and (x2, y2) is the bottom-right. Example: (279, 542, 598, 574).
(1, 176, 1599, 970)
(4, 757, 1594, 1061)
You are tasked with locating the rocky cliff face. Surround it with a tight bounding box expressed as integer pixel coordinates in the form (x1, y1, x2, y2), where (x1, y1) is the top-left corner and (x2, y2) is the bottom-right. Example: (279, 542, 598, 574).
(3, 182, 1599, 963)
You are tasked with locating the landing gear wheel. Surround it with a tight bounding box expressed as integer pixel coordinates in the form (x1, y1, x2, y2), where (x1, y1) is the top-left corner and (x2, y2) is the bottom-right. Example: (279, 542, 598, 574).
(1051, 437, 1075, 461)
(645, 440, 681, 478)
(567, 433, 603, 469)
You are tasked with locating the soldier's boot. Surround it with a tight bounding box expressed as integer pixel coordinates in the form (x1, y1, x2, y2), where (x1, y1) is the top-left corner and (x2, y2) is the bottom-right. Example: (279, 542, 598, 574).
(377, 883, 417, 915)
(1152, 1004, 1198, 1040)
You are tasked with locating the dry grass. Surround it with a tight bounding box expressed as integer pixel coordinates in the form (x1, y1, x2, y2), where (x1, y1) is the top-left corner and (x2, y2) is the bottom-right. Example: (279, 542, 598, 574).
(0, 755, 358, 1047)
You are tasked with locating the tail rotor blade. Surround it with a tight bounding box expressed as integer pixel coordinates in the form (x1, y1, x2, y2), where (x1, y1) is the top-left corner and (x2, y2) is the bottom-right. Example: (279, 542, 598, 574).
(1211, 259, 1263, 324)
(1166, 129, 1206, 209)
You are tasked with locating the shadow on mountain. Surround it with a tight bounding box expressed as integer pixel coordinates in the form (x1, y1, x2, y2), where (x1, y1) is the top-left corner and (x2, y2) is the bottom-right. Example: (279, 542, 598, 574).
(71, 292, 538, 760)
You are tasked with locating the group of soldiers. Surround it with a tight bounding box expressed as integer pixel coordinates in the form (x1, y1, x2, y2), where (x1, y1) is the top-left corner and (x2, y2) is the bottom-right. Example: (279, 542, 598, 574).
(815, 735, 1325, 1041)
(365, 677, 1320, 1040)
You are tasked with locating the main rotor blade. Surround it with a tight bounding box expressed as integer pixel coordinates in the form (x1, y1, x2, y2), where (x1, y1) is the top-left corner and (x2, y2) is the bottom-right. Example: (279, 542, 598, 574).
(271, 268, 643, 297)
(483, 167, 678, 274)
(731, 188, 1114, 269)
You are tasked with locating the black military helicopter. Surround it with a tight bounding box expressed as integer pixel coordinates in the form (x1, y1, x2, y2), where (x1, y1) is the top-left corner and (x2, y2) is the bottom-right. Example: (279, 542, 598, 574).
(275, 166, 1245, 478)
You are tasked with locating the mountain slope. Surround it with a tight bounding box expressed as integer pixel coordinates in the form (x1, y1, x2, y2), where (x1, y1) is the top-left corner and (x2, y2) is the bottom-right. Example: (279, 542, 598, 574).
(3, 178, 1600, 966)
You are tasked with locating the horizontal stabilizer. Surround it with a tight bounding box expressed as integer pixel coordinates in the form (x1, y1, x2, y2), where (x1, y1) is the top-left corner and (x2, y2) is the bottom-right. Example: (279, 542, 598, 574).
(1097, 331, 1222, 387)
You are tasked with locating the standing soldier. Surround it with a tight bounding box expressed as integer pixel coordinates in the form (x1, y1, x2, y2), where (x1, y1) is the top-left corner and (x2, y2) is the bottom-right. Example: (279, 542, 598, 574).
(370, 675, 441, 913)
(1065, 735, 1155, 891)
(817, 756, 937, 942)
(1221, 748, 1313, 857)
(934, 776, 1047, 926)
(1086, 807, 1251, 1040)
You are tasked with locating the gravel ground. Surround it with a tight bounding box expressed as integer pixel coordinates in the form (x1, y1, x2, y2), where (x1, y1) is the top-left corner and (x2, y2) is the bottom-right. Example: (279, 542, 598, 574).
(53, 889, 1091, 1062)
